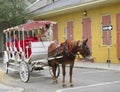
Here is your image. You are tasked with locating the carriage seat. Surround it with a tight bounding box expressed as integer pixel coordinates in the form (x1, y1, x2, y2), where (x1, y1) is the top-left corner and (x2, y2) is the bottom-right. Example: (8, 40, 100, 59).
(30, 41, 51, 61)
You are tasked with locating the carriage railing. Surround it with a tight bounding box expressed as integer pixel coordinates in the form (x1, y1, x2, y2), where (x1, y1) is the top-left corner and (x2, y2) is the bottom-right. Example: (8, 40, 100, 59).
(4, 20, 57, 63)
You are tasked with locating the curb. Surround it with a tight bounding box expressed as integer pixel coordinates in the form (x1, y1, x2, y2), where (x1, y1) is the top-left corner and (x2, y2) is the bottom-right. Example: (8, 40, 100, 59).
(74, 61, 120, 71)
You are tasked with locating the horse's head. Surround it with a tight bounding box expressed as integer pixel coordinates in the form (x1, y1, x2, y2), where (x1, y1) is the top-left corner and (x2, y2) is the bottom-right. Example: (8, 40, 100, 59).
(77, 39, 93, 60)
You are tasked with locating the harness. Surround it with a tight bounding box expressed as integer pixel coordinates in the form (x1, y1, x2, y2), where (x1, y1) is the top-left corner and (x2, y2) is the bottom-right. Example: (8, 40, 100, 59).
(63, 40, 76, 57)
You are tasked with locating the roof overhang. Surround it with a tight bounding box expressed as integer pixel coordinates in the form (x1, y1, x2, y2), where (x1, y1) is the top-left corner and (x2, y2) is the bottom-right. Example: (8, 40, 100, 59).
(28, 0, 120, 19)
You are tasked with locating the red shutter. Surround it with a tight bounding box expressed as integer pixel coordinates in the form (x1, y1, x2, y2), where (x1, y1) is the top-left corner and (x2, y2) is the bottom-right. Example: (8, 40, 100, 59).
(82, 18, 92, 52)
(116, 14, 120, 59)
(102, 15, 111, 45)
(53, 23, 58, 41)
(67, 21, 73, 40)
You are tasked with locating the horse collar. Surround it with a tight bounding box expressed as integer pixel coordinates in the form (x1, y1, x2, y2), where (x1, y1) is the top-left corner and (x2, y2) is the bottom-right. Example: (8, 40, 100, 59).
(63, 40, 76, 57)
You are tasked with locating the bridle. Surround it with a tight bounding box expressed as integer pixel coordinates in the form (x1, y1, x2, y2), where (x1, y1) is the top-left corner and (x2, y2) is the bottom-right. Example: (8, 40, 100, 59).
(79, 42, 90, 58)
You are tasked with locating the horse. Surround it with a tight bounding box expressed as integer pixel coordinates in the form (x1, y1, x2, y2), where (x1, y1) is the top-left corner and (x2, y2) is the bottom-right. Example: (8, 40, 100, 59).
(48, 39, 92, 87)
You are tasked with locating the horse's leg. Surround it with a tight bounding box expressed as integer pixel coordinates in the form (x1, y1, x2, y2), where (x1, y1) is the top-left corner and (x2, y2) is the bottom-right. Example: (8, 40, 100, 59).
(54, 64, 58, 83)
(69, 63, 74, 87)
(52, 61, 57, 84)
(62, 64, 66, 87)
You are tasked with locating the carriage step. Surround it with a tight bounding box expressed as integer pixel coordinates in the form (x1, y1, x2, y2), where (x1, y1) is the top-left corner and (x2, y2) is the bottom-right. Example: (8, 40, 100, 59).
(34, 64, 44, 68)
(33, 66, 50, 70)
(43, 66, 50, 69)
(33, 65, 49, 69)
(9, 58, 15, 61)
(7, 67, 18, 72)
(9, 63, 19, 66)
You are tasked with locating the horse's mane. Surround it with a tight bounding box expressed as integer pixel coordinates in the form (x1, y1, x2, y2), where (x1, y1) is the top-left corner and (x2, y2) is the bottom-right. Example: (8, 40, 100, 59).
(48, 40, 83, 57)
(68, 40, 81, 50)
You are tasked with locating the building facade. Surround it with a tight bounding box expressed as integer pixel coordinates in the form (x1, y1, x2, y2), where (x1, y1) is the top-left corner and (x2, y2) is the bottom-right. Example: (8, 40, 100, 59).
(27, 0, 120, 63)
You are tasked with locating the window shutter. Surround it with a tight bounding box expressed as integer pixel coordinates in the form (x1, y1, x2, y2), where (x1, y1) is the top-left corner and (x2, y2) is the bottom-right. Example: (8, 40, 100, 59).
(102, 15, 111, 45)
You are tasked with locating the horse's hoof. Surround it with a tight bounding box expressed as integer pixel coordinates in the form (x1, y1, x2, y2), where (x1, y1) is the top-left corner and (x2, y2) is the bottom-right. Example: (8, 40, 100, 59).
(53, 80, 55, 83)
(53, 80, 58, 84)
(53, 81, 56, 84)
(55, 80, 58, 84)
(62, 84, 66, 87)
(70, 84, 74, 87)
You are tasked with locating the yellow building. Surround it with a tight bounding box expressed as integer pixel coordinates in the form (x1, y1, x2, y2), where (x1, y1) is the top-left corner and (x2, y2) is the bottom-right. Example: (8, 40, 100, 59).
(27, 0, 120, 63)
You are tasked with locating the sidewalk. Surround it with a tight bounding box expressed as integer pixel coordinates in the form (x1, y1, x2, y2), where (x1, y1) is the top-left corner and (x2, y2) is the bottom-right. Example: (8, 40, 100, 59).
(74, 61, 120, 71)
(0, 83, 24, 92)
(0, 58, 24, 92)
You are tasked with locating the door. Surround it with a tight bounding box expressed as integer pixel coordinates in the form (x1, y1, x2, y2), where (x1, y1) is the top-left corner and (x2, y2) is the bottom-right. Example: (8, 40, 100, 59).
(116, 14, 120, 59)
(82, 18, 92, 52)
(67, 21, 73, 40)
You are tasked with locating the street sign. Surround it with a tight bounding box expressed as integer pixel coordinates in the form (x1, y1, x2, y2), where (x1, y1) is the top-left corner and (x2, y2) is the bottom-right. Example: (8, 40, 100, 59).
(102, 25, 113, 31)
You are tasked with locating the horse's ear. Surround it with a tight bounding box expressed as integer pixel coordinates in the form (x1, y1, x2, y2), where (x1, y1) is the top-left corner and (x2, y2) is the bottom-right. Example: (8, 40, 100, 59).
(83, 38, 88, 45)
(85, 38, 88, 43)
(84, 38, 88, 43)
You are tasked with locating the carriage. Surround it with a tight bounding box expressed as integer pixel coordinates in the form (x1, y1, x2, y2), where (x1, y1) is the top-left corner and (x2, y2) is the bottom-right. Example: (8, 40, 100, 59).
(3, 20, 61, 82)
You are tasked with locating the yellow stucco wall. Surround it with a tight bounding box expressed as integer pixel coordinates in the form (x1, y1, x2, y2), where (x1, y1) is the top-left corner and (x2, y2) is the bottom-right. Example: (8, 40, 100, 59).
(44, 3, 120, 63)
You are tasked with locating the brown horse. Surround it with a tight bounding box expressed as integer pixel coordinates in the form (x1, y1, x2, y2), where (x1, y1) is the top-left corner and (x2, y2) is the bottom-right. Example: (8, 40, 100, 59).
(48, 39, 92, 87)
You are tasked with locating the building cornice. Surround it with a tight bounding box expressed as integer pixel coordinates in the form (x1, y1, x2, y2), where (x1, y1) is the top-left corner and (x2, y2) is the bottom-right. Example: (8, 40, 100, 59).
(27, 0, 120, 19)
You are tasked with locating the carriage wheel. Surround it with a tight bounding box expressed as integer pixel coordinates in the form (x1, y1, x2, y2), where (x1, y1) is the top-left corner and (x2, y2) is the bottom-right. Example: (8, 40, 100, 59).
(19, 61, 30, 83)
(3, 52, 9, 74)
(3, 62, 9, 74)
(49, 64, 60, 78)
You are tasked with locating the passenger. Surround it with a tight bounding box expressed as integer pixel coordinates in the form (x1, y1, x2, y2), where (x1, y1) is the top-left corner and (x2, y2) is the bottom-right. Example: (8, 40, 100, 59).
(7, 34, 18, 42)
(36, 29, 47, 41)
(7, 35, 14, 42)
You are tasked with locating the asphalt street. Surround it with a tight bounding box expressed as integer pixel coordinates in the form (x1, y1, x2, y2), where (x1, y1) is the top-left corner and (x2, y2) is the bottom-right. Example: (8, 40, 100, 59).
(1, 62, 120, 92)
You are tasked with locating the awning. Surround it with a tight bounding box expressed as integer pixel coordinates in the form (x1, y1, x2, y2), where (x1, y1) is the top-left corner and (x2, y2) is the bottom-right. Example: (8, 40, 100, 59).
(3, 20, 56, 33)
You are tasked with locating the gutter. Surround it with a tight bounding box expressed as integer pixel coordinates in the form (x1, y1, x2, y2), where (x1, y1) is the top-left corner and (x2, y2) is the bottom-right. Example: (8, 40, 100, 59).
(36, 0, 105, 14)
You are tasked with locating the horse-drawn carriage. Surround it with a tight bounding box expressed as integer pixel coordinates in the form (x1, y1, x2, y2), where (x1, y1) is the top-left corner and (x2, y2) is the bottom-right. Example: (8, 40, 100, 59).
(3, 20, 92, 86)
(3, 20, 61, 82)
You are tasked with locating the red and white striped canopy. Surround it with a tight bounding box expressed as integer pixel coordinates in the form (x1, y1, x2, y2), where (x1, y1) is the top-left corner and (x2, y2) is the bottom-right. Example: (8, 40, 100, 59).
(3, 20, 56, 33)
